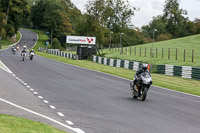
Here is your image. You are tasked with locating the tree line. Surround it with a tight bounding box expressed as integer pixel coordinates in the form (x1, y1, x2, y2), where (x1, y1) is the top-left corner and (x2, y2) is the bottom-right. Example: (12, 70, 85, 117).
(0, 0, 200, 49)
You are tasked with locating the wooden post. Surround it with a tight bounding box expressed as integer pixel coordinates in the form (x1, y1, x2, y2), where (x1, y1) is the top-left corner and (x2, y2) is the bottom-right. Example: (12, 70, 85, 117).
(126, 47, 128, 54)
(184, 49, 185, 62)
(162, 48, 164, 59)
(156, 48, 157, 58)
(140, 47, 141, 56)
(168, 48, 170, 59)
(192, 49, 194, 62)
(145, 47, 146, 57)
(134, 47, 136, 56)
(176, 48, 177, 61)
(118, 44, 119, 52)
(130, 46, 132, 55)
(150, 48, 152, 58)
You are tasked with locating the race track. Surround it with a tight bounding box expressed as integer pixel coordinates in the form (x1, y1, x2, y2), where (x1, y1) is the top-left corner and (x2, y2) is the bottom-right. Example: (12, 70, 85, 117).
(0, 29, 200, 133)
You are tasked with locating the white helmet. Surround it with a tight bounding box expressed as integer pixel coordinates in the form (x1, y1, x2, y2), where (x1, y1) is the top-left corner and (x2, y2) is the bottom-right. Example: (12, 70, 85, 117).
(142, 64, 148, 71)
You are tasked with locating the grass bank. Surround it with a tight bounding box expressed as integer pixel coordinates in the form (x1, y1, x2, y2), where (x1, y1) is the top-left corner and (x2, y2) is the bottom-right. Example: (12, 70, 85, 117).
(0, 32, 21, 49)
(28, 28, 200, 96)
(0, 114, 66, 133)
(103, 34, 200, 67)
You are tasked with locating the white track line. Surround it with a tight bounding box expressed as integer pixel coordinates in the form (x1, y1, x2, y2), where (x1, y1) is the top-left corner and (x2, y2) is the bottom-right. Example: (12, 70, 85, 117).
(33, 92, 38, 95)
(66, 120, 74, 125)
(57, 112, 65, 117)
(0, 60, 13, 73)
(43, 100, 49, 103)
(0, 98, 85, 133)
(38, 96, 43, 99)
(49, 105, 56, 109)
(26, 86, 30, 88)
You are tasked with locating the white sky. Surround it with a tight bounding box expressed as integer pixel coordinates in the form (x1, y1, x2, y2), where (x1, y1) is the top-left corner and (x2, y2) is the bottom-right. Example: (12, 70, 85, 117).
(70, 0, 200, 28)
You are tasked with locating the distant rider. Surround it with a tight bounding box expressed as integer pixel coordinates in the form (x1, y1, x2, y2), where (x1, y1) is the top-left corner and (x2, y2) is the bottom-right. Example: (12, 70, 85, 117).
(21, 48, 27, 56)
(29, 49, 35, 55)
(23, 41, 27, 49)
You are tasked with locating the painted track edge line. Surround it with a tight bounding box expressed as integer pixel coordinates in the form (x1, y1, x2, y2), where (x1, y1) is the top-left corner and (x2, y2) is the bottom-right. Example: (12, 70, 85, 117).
(0, 98, 85, 133)
(38, 55, 200, 98)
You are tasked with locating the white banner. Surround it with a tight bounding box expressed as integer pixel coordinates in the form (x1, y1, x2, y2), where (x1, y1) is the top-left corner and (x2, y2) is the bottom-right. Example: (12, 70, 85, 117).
(66, 36, 96, 45)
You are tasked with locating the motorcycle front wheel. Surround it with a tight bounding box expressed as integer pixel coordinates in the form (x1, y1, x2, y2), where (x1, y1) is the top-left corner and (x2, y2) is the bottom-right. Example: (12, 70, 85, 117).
(141, 87, 148, 101)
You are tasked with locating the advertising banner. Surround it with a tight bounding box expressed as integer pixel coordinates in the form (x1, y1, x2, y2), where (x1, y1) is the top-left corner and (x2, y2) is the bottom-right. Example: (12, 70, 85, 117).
(66, 36, 96, 45)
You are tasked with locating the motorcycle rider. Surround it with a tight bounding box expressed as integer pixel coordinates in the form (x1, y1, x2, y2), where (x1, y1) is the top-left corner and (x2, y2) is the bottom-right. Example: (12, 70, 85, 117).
(16, 45, 20, 50)
(23, 41, 27, 49)
(21, 48, 27, 56)
(29, 49, 35, 55)
(132, 64, 150, 90)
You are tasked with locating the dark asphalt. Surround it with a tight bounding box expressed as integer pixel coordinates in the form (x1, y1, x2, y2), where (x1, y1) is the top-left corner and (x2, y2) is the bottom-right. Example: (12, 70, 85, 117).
(1, 29, 200, 133)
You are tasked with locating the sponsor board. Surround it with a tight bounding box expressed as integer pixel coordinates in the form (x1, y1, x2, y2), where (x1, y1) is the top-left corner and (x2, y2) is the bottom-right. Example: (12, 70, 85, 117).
(66, 36, 96, 45)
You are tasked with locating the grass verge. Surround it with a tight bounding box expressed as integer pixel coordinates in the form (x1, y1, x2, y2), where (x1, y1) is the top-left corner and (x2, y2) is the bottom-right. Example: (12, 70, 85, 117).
(102, 34, 200, 67)
(0, 114, 66, 133)
(28, 28, 200, 96)
(0, 32, 21, 49)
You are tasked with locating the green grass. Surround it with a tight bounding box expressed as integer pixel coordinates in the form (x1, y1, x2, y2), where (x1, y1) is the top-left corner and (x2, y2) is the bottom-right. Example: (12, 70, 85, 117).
(26, 27, 200, 96)
(103, 34, 200, 67)
(0, 114, 66, 133)
(0, 32, 21, 49)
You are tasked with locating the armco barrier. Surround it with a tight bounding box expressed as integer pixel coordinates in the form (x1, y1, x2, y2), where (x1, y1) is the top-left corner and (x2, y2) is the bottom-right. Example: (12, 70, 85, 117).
(46, 49, 78, 60)
(157, 65, 200, 80)
(92, 56, 151, 72)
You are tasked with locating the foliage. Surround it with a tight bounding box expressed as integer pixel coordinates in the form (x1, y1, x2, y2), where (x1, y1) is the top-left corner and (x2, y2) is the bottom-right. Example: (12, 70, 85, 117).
(1, 0, 29, 38)
(31, 0, 74, 48)
(52, 38, 61, 49)
(141, 0, 200, 42)
(162, 0, 188, 37)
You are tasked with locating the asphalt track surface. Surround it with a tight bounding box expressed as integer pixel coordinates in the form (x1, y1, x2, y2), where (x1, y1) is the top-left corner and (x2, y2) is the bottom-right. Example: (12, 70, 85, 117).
(1, 29, 200, 133)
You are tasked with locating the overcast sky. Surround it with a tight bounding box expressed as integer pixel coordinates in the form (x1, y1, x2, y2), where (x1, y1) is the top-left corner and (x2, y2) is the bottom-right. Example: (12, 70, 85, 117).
(70, 0, 200, 28)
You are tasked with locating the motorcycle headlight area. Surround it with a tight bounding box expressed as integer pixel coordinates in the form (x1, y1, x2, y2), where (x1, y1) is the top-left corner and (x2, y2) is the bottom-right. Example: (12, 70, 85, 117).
(142, 77, 152, 83)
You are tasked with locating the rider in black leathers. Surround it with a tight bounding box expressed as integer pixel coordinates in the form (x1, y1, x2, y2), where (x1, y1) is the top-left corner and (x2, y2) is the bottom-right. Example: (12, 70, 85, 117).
(133, 64, 150, 87)
(29, 49, 35, 55)
(21, 48, 27, 56)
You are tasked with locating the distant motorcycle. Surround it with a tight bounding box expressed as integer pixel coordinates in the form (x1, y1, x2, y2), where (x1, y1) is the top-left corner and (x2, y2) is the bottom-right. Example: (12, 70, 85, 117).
(29, 52, 35, 60)
(21, 52, 27, 61)
(12, 47, 16, 54)
(16, 45, 20, 51)
(130, 72, 152, 101)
